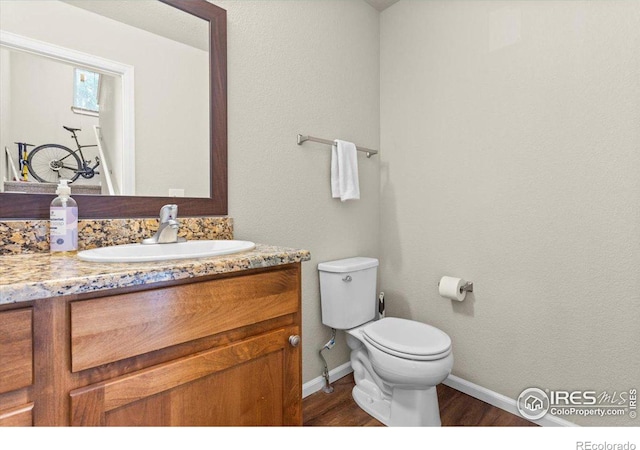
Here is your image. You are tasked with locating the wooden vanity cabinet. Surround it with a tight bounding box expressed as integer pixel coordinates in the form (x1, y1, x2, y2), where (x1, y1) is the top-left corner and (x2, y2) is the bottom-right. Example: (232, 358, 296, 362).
(69, 326, 299, 426)
(0, 308, 34, 426)
(0, 263, 302, 426)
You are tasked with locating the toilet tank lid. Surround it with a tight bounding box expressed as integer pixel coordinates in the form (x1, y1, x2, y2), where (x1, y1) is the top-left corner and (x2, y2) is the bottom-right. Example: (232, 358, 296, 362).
(318, 257, 379, 273)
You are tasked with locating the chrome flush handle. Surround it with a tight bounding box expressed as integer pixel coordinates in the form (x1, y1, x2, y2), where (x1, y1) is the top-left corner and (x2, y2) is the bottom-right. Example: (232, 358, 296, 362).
(342, 275, 352, 282)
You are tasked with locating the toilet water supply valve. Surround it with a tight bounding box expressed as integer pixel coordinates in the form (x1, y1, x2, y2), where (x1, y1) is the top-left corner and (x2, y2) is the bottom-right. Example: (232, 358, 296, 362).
(318, 292, 385, 394)
(319, 328, 336, 394)
(378, 292, 385, 318)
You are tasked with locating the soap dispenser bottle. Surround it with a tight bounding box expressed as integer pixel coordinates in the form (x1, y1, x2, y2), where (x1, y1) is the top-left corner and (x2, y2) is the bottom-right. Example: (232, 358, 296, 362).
(50, 179, 78, 254)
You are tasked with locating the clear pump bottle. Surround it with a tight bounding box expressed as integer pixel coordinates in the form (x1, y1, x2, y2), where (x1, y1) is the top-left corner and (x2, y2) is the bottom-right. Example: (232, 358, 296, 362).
(49, 179, 78, 254)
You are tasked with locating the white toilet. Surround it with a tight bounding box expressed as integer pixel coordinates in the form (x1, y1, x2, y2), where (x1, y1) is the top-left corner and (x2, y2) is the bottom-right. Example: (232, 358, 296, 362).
(318, 257, 453, 427)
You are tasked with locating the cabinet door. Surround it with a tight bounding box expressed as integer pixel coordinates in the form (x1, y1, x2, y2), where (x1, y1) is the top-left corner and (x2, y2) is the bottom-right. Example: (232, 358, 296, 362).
(0, 403, 34, 426)
(69, 326, 301, 426)
(0, 309, 34, 427)
(0, 309, 33, 394)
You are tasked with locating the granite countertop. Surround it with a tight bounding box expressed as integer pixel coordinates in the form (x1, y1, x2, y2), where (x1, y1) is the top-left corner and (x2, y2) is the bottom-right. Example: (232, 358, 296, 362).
(0, 244, 311, 306)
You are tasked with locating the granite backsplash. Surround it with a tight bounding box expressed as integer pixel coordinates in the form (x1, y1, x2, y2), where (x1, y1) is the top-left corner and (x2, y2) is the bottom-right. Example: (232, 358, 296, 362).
(0, 217, 233, 255)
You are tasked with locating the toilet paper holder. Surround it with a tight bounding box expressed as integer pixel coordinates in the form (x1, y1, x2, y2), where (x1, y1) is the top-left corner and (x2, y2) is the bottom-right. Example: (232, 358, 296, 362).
(460, 281, 473, 294)
(438, 280, 474, 294)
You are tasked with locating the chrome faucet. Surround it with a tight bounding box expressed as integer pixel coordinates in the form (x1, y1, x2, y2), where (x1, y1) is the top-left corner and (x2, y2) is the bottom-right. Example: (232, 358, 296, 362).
(142, 204, 186, 244)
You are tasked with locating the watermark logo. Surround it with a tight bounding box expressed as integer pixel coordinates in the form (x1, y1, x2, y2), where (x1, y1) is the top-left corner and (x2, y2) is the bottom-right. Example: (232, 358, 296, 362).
(517, 387, 550, 420)
(577, 442, 636, 450)
(517, 387, 637, 420)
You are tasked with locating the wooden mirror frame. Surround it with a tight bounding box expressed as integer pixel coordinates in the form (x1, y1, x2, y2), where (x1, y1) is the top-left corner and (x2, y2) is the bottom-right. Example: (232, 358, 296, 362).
(0, 0, 227, 219)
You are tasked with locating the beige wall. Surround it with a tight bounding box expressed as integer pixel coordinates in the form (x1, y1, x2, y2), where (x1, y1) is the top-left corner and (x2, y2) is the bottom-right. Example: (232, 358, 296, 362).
(380, 1, 640, 426)
(217, 0, 381, 384)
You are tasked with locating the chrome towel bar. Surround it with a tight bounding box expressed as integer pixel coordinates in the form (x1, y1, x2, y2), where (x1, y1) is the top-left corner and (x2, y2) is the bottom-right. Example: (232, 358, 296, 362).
(297, 134, 378, 158)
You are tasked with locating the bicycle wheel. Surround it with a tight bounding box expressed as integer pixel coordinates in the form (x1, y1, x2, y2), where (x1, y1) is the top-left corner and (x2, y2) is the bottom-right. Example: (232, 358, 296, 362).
(26, 144, 82, 183)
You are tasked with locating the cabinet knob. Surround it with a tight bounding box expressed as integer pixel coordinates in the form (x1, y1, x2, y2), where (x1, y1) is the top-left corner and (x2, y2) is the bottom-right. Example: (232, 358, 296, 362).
(289, 335, 301, 347)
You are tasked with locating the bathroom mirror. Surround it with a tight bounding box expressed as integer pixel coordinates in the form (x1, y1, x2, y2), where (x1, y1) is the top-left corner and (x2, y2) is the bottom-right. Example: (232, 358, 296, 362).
(0, 0, 227, 218)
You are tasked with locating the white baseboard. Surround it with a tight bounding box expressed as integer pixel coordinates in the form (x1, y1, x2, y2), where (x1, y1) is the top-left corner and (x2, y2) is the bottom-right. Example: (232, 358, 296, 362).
(302, 362, 353, 399)
(443, 374, 578, 427)
(303, 363, 577, 427)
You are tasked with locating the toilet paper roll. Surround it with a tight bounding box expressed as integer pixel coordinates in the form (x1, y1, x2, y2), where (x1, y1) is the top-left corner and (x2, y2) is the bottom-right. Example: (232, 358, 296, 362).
(439, 276, 466, 302)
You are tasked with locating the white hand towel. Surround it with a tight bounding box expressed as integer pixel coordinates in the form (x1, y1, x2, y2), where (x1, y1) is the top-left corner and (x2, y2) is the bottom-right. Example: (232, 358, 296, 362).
(331, 139, 360, 201)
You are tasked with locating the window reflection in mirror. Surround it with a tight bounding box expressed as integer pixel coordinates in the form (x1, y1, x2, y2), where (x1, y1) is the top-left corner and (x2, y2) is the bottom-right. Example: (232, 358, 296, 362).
(73, 68, 100, 115)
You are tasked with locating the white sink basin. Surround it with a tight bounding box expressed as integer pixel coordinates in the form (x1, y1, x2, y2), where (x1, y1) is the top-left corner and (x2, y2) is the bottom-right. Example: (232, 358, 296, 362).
(77, 240, 256, 263)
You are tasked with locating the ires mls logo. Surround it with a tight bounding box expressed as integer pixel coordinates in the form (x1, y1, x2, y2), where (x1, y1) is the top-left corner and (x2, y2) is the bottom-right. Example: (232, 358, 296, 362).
(517, 387, 637, 421)
(548, 390, 598, 405)
(517, 388, 550, 420)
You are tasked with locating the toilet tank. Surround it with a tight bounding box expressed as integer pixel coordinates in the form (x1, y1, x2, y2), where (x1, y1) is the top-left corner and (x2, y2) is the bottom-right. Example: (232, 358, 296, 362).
(318, 257, 379, 330)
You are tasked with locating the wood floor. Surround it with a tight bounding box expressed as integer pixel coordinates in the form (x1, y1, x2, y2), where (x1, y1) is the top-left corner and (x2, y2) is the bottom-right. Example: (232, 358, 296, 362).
(303, 374, 537, 427)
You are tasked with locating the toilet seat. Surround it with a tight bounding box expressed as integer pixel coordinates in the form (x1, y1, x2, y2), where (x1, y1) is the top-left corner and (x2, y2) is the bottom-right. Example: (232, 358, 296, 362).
(362, 317, 451, 361)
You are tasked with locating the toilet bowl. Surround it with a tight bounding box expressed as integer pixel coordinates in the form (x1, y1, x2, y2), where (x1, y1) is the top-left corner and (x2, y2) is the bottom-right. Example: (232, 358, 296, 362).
(318, 257, 454, 427)
(346, 318, 453, 426)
